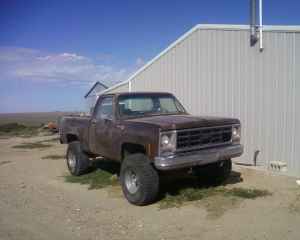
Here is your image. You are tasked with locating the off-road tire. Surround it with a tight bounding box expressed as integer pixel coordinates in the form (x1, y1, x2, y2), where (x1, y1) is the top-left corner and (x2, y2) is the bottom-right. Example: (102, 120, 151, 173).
(193, 159, 232, 184)
(66, 141, 90, 176)
(120, 153, 159, 206)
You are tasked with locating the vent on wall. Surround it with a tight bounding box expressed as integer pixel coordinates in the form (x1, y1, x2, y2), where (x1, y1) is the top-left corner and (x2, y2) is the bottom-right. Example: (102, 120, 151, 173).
(270, 161, 287, 172)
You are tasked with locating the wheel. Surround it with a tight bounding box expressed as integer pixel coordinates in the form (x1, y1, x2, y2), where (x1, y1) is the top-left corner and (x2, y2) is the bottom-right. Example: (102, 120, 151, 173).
(120, 153, 159, 206)
(66, 141, 90, 176)
(193, 159, 232, 184)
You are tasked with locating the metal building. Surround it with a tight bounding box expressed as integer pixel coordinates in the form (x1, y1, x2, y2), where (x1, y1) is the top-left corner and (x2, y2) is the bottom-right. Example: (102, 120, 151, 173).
(99, 24, 300, 177)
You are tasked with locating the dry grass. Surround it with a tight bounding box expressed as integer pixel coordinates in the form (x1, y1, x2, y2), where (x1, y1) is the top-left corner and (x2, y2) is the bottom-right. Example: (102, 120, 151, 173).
(159, 186, 272, 210)
(64, 164, 271, 216)
(64, 170, 119, 189)
(12, 142, 52, 149)
(0, 123, 41, 137)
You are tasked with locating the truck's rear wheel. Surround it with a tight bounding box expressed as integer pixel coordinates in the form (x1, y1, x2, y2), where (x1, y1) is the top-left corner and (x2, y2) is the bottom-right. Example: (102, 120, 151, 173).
(120, 153, 159, 206)
(193, 159, 232, 184)
(66, 141, 90, 176)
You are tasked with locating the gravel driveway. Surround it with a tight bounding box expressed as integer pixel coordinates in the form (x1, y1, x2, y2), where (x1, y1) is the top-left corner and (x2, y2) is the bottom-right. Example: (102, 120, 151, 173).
(0, 135, 300, 240)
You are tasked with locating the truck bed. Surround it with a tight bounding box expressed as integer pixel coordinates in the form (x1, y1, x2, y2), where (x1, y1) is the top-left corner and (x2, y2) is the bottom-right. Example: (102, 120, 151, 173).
(59, 115, 91, 145)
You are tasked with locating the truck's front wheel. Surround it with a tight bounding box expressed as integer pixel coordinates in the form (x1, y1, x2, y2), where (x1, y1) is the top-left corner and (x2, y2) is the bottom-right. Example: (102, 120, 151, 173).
(66, 141, 90, 176)
(120, 153, 159, 206)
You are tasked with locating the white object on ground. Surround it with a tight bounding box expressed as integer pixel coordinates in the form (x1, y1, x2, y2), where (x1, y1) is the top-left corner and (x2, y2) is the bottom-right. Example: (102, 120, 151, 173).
(296, 180, 300, 186)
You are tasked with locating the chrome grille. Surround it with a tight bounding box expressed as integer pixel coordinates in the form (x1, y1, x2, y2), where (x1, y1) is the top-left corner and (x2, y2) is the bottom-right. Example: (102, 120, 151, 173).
(176, 126, 232, 151)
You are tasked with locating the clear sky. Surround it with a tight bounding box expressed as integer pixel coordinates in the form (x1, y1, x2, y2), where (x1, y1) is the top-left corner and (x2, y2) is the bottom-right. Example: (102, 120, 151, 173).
(0, 0, 299, 113)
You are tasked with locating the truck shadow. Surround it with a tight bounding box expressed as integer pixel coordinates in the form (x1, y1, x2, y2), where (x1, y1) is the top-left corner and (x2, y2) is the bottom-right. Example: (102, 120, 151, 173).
(158, 170, 243, 201)
(92, 158, 120, 175)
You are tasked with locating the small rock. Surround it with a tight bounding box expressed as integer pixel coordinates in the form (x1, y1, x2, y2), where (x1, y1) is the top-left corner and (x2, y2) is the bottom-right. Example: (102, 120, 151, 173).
(138, 223, 143, 228)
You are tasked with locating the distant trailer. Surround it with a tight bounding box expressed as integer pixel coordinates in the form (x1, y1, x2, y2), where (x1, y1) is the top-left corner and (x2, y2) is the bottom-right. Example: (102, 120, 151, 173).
(101, 24, 300, 177)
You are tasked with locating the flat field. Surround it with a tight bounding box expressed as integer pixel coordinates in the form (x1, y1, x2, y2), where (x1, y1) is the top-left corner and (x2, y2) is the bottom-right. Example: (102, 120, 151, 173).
(0, 112, 75, 126)
(0, 116, 300, 240)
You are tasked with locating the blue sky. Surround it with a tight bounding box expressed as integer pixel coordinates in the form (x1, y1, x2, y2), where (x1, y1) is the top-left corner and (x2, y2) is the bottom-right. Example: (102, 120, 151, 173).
(0, 0, 299, 113)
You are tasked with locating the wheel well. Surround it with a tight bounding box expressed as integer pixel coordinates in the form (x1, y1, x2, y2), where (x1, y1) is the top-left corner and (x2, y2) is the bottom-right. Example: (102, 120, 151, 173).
(122, 143, 146, 160)
(66, 134, 79, 143)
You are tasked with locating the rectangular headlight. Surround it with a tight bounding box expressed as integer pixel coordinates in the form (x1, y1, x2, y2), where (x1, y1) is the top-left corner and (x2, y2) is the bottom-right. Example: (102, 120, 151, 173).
(232, 125, 241, 143)
(159, 130, 177, 156)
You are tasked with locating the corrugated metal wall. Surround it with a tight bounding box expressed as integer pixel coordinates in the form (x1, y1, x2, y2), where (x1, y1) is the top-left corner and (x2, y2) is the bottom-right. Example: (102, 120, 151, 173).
(295, 33, 300, 177)
(106, 26, 300, 176)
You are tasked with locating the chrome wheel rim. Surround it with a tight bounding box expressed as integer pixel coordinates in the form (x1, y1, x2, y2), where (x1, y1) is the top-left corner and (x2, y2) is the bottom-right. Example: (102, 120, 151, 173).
(124, 170, 139, 194)
(67, 151, 76, 171)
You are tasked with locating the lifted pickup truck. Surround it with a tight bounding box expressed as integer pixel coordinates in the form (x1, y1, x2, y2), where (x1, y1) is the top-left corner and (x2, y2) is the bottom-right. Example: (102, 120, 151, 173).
(60, 92, 243, 205)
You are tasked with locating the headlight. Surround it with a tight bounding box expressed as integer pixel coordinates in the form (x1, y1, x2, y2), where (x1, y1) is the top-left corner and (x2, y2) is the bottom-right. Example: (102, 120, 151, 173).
(232, 125, 241, 143)
(161, 135, 170, 146)
(159, 131, 177, 156)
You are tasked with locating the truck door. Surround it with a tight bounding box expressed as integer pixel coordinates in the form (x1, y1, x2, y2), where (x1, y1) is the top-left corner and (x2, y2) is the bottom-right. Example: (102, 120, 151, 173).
(89, 96, 114, 157)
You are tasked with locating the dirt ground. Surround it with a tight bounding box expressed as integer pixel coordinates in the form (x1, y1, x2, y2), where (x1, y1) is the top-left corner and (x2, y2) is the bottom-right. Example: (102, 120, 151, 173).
(0, 135, 300, 240)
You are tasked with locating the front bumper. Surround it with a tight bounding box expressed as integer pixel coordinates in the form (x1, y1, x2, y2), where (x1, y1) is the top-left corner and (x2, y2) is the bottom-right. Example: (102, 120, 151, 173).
(154, 144, 243, 171)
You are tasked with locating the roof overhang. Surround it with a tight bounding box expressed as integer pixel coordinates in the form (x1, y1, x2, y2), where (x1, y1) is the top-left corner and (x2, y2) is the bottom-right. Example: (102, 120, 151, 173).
(101, 24, 300, 95)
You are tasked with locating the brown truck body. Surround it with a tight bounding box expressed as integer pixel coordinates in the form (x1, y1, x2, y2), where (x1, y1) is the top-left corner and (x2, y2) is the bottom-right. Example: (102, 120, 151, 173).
(60, 92, 243, 171)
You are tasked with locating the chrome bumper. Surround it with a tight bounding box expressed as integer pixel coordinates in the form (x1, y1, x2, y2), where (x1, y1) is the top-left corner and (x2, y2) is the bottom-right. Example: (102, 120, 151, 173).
(154, 144, 243, 171)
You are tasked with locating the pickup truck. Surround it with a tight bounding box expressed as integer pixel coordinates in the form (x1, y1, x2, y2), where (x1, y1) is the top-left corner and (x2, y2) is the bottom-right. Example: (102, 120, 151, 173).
(60, 92, 243, 205)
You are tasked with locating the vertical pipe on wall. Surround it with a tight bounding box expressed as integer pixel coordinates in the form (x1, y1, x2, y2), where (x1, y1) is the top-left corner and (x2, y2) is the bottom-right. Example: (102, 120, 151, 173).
(259, 0, 263, 51)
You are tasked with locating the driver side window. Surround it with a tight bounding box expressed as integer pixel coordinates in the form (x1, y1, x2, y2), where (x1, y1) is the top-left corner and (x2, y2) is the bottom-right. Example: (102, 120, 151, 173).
(95, 96, 113, 120)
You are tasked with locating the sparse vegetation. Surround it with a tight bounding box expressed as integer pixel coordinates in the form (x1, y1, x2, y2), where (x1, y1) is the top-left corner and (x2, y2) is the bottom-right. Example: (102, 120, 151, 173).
(0, 123, 41, 137)
(40, 137, 60, 143)
(12, 142, 52, 149)
(64, 166, 271, 213)
(42, 154, 65, 160)
(0, 161, 11, 166)
(0, 112, 70, 126)
(64, 169, 119, 189)
(159, 186, 272, 209)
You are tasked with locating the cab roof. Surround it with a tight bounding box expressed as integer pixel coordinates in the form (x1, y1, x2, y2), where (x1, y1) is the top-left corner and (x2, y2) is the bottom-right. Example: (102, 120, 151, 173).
(102, 92, 175, 97)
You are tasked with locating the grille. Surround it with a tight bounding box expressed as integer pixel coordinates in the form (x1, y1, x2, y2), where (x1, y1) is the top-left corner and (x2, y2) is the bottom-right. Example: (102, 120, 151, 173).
(176, 126, 232, 151)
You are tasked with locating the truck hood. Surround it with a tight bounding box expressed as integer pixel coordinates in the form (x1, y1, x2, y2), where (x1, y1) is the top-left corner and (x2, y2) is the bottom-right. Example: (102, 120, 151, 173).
(125, 114, 240, 130)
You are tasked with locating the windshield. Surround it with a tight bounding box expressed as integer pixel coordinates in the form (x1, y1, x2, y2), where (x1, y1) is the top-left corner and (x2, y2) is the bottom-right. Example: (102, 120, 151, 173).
(118, 94, 186, 118)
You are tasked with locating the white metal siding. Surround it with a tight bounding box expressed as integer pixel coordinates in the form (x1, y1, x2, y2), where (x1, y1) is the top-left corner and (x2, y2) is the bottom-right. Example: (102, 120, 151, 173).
(105, 25, 299, 176)
(107, 82, 129, 93)
(128, 27, 300, 176)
